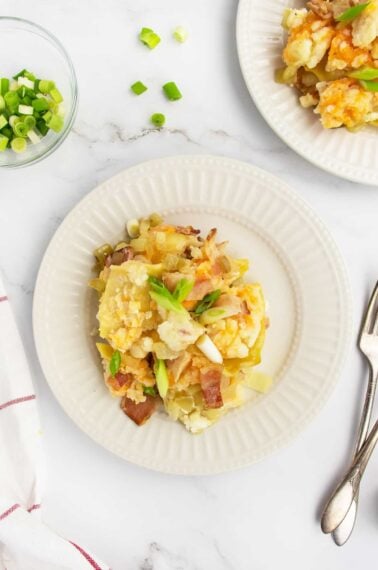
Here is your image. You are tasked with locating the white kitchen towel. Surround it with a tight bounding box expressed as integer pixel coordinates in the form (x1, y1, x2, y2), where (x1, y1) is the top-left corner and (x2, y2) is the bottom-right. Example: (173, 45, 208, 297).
(0, 274, 110, 570)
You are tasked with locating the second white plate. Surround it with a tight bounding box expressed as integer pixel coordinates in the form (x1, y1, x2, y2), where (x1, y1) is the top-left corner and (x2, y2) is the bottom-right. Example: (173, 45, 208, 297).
(33, 156, 351, 474)
(237, 0, 378, 185)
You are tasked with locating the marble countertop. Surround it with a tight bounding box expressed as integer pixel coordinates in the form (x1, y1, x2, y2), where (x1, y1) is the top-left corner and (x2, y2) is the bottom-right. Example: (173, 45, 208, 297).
(1, 0, 378, 568)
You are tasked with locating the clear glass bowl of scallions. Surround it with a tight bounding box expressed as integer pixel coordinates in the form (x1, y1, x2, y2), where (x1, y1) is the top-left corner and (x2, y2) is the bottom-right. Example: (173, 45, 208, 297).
(0, 17, 78, 168)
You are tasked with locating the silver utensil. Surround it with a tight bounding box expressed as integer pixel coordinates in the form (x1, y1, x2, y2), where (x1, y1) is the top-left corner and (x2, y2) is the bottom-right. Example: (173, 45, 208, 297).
(321, 282, 378, 539)
(322, 415, 378, 535)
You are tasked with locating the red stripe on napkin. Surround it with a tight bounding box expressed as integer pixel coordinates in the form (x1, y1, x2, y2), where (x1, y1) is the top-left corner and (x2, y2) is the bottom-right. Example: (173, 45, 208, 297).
(70, 541, 103, 570)
(0, 504, 20, 521)
(0, 296, 8, 302)
(27, 503, 41, 513)
(0, 394, 36, 411)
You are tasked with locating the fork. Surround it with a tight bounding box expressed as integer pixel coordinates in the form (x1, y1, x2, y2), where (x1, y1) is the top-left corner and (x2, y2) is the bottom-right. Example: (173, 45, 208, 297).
(321, 282, 378, 540)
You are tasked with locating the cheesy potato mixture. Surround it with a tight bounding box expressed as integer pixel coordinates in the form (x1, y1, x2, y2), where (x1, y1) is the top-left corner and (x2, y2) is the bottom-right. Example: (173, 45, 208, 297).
(277, 0, 378, 129)
(89, 214, 270, 434)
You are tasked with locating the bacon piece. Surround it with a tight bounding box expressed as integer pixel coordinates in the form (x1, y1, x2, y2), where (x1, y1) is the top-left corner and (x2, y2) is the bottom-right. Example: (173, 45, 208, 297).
(200, 366, 223, 409)
(107, 372, 133, 392)
(186, 278, 213, 301)
(176, 225, 200, 235)
(121, 395, 157, 426)
(214, 294, 244, 316)
(105, 247, 134, 267)
(167, 353, 192, 383)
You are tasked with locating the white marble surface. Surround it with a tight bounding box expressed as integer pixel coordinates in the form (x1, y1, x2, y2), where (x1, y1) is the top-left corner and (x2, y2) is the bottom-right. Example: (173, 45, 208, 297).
(1, 0, 378, 568)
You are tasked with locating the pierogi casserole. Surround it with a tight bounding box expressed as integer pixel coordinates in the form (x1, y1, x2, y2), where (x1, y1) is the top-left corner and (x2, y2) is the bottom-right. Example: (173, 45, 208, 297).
(277, 0, 378, 130)
(89, 213, 270, 434)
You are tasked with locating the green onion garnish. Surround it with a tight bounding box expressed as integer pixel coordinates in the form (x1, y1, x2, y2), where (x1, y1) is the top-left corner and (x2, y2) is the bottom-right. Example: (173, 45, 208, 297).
(173, 278, 194, 302)
(139, 27, 161, 49)
(153, 358, 169, 398)
(0, 134, 9, 152)
(109, 350, 121, 377)
(150, 113, 166, 128)
(360, 79, 378, 91)
(0, 115, 7, 130)
(0, 78, 10, 95)
(131, 81, 148, 95)
(336, 2, 370, 22)
(194, 290, 221, 315)
(38, 80, 55, 94)
(148, 276, 187, 314)
(14, 122, 29, 138)
(0, 96, 5, 111)
(163, 82, 183, 101)
(349, 68, 378, 80)
(143, 386, 157, 396)
(173, 26, 188, 43)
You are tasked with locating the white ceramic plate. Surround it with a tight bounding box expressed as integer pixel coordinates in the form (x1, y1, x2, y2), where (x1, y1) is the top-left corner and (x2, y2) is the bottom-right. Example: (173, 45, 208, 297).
(237, 0, 378, 185)
(33, 156, 351, 474)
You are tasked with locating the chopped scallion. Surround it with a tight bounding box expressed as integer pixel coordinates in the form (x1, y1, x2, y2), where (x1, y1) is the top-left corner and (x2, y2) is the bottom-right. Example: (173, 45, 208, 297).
(336, 2, 370, 22)
(131, 81, 148, 95)
(11, 137, 27, 153)
(0, 78, 9, 95)
(139, 27, 161, 49)
(360, 79, 378, 91)
(150, 113, 166, 127)
(163, 81, 182, 101)
(0, 134, 9, 152)
(173, 26, 188, 43)
(0, 115, 7, 130)
(18, 104, 33, 116)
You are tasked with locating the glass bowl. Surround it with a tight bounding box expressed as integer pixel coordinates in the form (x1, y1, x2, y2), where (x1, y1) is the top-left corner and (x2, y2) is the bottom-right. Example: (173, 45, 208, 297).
(0, 17, 78, 168)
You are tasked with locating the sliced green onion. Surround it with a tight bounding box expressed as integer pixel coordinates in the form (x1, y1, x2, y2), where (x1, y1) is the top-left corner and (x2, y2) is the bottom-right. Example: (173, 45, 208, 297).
(8, 115, 18, 128)
(0, 115, 7, 130)
(11, 137, 27, 153)
(139, 27, 161, 49)
(143, 386, 157, 396)
(36, 119, 49, 136)
(131, 81, 148, 95)
(0, 134, 9, 151)
(18, 76, 34, 90)
(24, 115, 36, 130)
(349, 68, 378, 80)
(194, 290, 222, 315)
(27, 129, 41, 144)
(173, 278, 194, 302)
(173, 26, 188, 43)
(1, 126, 12, 139)
(150, 113, 166, 127)
(336, 2, 370, 22)
(38, 80, 55, 94)
(43, 111, 52, 123)
(18, 104, 33, 115)
(0, 95, 4, 111)
(148, 276, 187, 314)
(4, 91, 20, 114)
(199, 308, 227, 325)
(14, 122, 29, 137)
(153, 358, 169, 398)
(50, 88, 63, 103)
(109, 350, 121, 377)
(32, 97, 50, 112)
(163, 81, 182, 101)
(360, 79, 378, 91)
(48, 114, 64, 133)
(0, 78, 9, 95)
(12, 69, 27, 80)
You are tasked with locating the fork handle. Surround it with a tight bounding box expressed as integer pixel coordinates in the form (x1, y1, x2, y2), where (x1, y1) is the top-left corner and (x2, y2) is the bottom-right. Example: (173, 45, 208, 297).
(322, 416, 378, 534)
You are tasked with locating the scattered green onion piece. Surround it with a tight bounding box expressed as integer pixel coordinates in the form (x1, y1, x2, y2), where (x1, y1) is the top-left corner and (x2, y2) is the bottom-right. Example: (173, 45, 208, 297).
(42, 111, 52, 123)
(0, 78, 9, 95)
(4, 91, 20, 114)
(0, 134, 8, 151)
(148, 276, 187, 314)
(8, 115, 18, 128)
(360, 79, 378, 91)
(150, 113, 166, 127)
(194, 290, 222, 315)
(173, 278, 194, 302)
(14, 122, 29, 137)
(131, 81, 148, 95)
(32, 97, 50, 112)
(50, 88, 63, 103)
(163, 81, 182, 101)
(48, 114, 64, 133)
(0, 115, 7, 130)
(28, 129, 41, 144)
(11, 137, 27, 153)
(139, 27, 161, 49)
(18, 104, 33, 115)
(173, 26, 188, 43)
(199, 308, 227, 325)
(23, 70, 36, 81)
(153, 359, 169, 398)
(38, 80, 55, 94)
(336, 2, 370, 22)
(143, 386, 157, 397)
(109, 350, 121, 377)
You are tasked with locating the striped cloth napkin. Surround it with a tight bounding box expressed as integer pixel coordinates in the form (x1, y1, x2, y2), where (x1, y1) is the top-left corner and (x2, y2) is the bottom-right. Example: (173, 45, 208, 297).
(0, 274, 110, 570)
